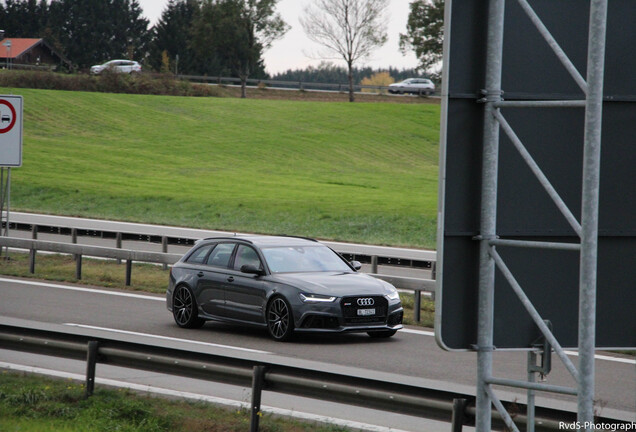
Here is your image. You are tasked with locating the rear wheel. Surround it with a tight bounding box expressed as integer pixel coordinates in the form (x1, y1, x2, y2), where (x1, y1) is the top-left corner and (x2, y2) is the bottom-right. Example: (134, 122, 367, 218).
(367, 330, 397, 339)
(173, 285, 205, 328)
(267, 296, 294, 341)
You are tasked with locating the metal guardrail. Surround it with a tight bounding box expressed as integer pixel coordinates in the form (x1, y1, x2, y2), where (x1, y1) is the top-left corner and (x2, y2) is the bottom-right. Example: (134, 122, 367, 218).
(0, 236, 434, 322)
(0, 236, 180, 286)
(0, 320, 601, 432)
(3, 214, 436, 268)
(177, 74, 439, 96)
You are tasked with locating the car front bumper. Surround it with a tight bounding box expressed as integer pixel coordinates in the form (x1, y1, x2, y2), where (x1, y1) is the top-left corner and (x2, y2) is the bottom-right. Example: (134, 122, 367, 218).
(293, 296, 404, 333)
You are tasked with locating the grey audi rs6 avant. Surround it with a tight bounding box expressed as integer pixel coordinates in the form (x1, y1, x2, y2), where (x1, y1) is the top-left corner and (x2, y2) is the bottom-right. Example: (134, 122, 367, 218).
(166, 235, 404, 341)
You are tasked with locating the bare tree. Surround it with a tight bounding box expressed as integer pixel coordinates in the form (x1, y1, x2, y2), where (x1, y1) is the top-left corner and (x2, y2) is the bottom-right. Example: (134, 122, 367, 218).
(300, 0, 389, 102)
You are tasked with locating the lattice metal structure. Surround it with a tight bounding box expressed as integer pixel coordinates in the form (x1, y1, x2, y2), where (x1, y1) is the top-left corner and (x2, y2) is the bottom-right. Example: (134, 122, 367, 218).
(474, 1, 607, 430)
(436, 0, 617, 430)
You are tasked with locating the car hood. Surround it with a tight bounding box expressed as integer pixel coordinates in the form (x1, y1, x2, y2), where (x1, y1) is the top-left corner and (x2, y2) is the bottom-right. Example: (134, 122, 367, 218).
(270, 272, 391, 296)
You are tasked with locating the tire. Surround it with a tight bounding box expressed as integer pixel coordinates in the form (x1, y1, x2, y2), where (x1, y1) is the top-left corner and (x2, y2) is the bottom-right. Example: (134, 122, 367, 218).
(367, 330, 397, 339)
(267, 296, 294, 341)
(172, 285, 205, 329)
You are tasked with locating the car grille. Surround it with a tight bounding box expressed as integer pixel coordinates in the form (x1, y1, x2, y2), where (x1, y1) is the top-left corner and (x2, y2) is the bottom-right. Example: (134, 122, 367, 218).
(341, 296, 388, 325)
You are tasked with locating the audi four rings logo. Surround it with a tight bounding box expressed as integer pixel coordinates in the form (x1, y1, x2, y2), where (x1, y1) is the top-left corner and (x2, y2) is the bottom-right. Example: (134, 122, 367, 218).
(357, 298, 374, 306)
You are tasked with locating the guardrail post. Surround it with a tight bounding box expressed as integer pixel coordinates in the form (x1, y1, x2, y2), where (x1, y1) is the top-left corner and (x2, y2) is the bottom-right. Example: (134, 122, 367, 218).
(431, 261, 437, 280)
(451, 398, 469, 432)
(75, 254, 82, 280)
(71, 228, 77, 244)
(250, 365, 266, 432)
(162, 236, 168, 270)
(371, 255, 378, 274)
(116, 232, 122, 265)
(31, 224, 38, 239)
(85, 341, 99, 398)
(29, 247, 36, 274)
(414, 289, 422, 322)
(125, 259, 132, 286)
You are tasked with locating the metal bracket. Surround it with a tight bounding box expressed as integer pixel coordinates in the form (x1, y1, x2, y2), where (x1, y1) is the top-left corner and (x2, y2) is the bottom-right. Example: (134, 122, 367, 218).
(529, 320, 553, 379)
(477, 88, 505, 103)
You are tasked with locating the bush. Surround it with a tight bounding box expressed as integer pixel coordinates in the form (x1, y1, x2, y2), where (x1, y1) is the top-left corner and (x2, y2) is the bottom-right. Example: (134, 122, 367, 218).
(0, 69, 221, 97)
(360, 71, 395, 94)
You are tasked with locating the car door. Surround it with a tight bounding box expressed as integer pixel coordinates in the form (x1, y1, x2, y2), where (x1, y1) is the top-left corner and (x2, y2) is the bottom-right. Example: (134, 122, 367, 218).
(223, 244, 267, 323)
(197, 242, 236, 317)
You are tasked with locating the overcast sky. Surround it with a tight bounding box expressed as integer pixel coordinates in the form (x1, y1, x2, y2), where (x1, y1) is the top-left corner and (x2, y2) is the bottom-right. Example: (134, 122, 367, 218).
(137, 0, 419, 74)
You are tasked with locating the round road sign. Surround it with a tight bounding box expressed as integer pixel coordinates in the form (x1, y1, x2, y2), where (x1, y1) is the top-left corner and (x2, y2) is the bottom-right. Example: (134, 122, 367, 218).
(0, 99, 17, 134)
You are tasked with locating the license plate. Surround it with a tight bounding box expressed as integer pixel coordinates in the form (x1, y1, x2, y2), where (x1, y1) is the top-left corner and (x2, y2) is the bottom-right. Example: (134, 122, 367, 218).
(357, 308, 375, 316)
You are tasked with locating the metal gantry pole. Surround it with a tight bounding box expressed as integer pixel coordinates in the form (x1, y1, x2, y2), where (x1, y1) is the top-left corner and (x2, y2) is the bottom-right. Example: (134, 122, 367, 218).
(578, 0, 608, 426)
(475, 0, 506, 430)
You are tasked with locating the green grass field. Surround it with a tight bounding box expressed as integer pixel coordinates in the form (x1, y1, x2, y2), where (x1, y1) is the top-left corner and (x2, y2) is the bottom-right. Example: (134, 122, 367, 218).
(4, 87, 440, 248)
(0, 371, 350, 432)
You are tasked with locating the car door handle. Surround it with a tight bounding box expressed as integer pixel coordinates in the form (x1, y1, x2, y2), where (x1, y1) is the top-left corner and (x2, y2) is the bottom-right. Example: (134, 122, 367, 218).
(227, 276, 234, 282)
(197, 272, 204, 277)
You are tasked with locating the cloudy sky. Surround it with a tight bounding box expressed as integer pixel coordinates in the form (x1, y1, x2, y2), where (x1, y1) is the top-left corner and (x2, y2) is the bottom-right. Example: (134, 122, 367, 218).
(137, 0, 419, 74)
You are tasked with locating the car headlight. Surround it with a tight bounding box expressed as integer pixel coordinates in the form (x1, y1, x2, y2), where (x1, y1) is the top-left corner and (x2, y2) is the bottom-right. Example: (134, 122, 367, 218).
(386, 289, 400, 301)
(299, 293, 336, 303)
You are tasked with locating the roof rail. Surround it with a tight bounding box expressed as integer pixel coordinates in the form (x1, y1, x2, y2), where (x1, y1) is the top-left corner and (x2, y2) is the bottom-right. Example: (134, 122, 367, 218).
(273, 234, 318, 242)
(195, 235, 253, 244)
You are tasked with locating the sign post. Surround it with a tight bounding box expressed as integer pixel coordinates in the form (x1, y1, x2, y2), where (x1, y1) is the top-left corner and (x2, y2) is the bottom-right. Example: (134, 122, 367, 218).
(0, 95, 22, 253)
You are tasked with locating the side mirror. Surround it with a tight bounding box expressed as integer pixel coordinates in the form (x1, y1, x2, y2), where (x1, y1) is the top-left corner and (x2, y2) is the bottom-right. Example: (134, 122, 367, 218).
(350, 260, 362, 271)
(241, 264, 264, 276)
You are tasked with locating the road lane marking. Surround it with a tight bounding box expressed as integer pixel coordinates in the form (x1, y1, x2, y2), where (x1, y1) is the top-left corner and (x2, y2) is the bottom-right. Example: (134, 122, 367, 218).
(63, 323, 271, 355)
(563, 350, 635, 365)
(401, 328, 435, 337)
(399, 329, 635, 365)
(0, 277, 164, 301)
(3, 277, 633, 366)
(0, 361, 414, 432)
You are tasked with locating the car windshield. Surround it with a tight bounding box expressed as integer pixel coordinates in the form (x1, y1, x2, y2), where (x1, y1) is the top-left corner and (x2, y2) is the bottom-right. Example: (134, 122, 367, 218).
(261, 245, 352, 273)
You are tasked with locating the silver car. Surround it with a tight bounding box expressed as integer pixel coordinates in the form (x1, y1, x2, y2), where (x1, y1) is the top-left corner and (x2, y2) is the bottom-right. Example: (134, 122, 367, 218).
(388, 78, 435, 95)
(90, 59, 142, 75)
(166, 235, 404, 341)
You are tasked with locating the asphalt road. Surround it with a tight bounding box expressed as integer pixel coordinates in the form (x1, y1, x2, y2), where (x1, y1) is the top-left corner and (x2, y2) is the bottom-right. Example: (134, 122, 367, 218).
(0, 276, 633, 424)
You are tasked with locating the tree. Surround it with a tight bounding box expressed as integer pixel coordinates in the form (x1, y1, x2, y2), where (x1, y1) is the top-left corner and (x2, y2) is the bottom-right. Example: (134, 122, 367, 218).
(300, 0, 388, 102)
(45, 0, 150, 69)
(191, 0, 287, 98)
(399, 0, 444, 77)
(148, 0, 200, 74)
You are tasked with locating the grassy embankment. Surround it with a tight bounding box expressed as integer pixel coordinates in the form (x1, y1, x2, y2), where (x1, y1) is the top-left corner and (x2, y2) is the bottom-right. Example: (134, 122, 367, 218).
(0, 371, 350, 432)
(4, 87, 440, 249)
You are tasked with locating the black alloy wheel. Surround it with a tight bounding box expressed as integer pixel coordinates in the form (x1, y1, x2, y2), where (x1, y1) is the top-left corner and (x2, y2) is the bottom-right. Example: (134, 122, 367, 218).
(267, 297, 294, 341)
(173, 285, 205, 328)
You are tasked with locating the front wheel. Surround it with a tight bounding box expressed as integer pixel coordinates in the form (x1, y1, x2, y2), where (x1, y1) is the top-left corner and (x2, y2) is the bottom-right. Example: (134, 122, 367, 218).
(267, 296, 294, 341)
(367, 330, 397, 339)
(172, 285, 205, 328)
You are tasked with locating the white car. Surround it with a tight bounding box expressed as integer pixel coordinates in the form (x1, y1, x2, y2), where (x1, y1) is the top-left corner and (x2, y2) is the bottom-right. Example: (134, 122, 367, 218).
(90, 60, 142, 75)
(388, 78, 435, 95)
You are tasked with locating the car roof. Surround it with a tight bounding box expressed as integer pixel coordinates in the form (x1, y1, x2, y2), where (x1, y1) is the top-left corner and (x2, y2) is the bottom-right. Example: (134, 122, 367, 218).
(198, 235, 320, 248)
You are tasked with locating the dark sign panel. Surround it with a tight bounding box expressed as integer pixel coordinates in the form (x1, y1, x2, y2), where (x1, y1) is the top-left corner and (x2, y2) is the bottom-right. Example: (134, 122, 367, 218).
(437, 0, 636, 350)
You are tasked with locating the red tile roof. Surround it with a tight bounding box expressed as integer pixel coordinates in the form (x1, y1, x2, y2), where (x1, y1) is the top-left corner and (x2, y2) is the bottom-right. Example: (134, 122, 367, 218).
(0, 38, 42, 58)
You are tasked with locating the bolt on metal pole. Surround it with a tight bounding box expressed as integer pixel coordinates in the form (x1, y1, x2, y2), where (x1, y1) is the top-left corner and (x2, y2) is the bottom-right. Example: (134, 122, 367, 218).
(475, 0, 506, 431)
(578, 0, 608, 426)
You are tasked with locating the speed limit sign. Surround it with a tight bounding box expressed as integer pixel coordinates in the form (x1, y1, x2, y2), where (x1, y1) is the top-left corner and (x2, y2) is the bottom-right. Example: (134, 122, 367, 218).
(0, 95, 23, 167)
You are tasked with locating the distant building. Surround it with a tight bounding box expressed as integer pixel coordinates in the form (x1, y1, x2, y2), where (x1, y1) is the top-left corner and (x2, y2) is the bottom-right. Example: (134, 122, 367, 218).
(0, 38, 72, 70)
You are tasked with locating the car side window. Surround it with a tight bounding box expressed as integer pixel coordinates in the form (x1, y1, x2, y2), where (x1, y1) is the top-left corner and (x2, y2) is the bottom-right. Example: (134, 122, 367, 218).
(206, 243, 235, 268)
(186, 245, 214, 264)
(233, 245, 263, 271)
